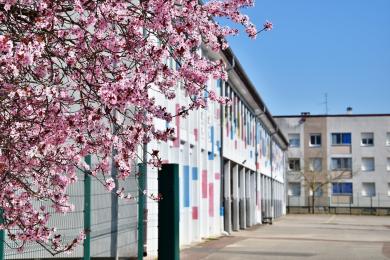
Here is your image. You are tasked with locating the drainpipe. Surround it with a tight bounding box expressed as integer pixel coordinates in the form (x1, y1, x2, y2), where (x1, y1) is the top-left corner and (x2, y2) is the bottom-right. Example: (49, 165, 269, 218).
(220, 79, 224, 228)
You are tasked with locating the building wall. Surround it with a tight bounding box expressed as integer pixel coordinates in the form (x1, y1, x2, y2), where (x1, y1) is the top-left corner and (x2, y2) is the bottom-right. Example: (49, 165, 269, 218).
(276, 114, 390, 210)
(327, 116, 390, 208)
(142, 48, 288, 257)
(303, 116, 328, 207)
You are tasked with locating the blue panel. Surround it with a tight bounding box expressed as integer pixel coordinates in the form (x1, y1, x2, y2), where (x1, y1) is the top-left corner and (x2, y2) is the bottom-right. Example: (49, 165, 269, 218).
(332, 182, 353, 194)
(208, 126, 215, 160)
(343, 183, 353, 194)
(192, 167, 198, 180)
(216, 140, 221, 156)
(250, 150, 253, 158)
(343, 133, 351, 144)
(217, 79, 222, 88)
(220, 207, 224, 216)
(183, 165, 190, 207)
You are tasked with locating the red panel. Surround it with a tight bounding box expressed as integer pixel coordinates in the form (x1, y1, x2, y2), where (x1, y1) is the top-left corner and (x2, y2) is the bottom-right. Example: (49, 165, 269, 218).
(192, 206, 198, 220)
(202, 170, 207, 198)
(209, 183, 214, 217)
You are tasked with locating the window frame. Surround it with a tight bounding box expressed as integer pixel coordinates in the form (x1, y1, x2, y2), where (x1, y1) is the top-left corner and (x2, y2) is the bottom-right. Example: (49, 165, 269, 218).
(331, 157, 352, 171)
(361, 132, 374, 146)
(386, 158, 390, 171)
(288, 182, 301, 197)
(313, 184, 323, 197)
(331, 132, 352, 146)
(309, 133, 322, 147)
(309, 157, 322, 172)
(288, 133, 300, 148)
(332, 182, 353, 195)
(288, 158, 301, 171)
(362, 182, 376, 197)
(386, 132, 390, 146)
(361, 157, 375, 172)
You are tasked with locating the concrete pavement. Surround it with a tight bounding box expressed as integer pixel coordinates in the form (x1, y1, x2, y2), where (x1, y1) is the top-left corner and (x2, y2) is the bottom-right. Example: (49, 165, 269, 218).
(181, 214, 390, 260)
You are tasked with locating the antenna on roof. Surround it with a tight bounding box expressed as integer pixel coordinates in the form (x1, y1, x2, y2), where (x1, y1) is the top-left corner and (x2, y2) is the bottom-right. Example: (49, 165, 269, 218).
(322, 93, 328, 115)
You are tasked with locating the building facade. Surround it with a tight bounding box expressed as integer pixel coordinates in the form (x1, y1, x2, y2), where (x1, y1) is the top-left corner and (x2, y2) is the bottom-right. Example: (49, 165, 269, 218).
(275, 113, 390, 213)
(4, 47, 288, 259)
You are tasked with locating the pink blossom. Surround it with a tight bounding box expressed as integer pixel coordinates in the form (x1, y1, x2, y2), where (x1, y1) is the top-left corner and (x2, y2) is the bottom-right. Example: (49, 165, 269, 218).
(264, 20, 273, 31)
(105, 178, 116, 191)
(0, 0, 268, 254)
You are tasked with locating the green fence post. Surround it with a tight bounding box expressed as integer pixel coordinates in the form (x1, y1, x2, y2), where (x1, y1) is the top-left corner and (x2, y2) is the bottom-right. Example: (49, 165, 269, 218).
(0, 208, 5, 260)
(138, 163, 146, 260)
(84, 155, 92, 260)
(158, 164, 179, 260)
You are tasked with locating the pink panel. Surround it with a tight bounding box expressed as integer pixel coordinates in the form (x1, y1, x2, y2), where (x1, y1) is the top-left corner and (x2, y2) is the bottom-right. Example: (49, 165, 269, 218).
(194, 128, 198, 141)
(202, 170, 207, 198)
(162, 160, 169, 164)
(173, 104, 180, 147)
(192, 206, 198, 220)
(208, 183, 214, 217)
(215, 173, 220, 180)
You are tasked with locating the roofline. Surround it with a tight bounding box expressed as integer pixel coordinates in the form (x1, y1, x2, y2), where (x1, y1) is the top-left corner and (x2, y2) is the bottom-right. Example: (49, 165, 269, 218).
(222, 48, 289, 148)
(274, 113, 390, 118)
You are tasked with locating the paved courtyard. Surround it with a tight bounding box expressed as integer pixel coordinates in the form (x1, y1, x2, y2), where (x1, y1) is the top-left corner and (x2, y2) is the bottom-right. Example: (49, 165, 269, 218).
(181, 214, 390, 260)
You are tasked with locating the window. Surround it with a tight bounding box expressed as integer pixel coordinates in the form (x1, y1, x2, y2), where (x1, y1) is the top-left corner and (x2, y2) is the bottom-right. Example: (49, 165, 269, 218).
(310, 134, 321, 147)
(309, 158, 322, 172)
(288, 158, 300, 171)
(362, 182, 376, 197)
(331, 132, 351, 145)
(331, 158, 352, 171)
(387, 158, 390, 171)
(288, 182, 301, 196)
(387, 132, 390, 146)
(332, 183, 353, 195)
(314, 183, 323, 197)
(288, 134, 300, 148)
(361, 157, 375, 171)
(361, 132, 374, 146)
(388, 183, 390, 196)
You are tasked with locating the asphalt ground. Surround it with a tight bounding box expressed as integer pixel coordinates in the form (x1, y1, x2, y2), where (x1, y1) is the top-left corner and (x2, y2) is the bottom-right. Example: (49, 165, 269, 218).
(181, 214, 390, 260)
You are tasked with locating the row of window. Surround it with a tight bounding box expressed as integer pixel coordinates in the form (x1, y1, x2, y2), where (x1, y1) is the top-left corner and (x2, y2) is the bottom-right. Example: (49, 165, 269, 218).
(288, 132, 390, 148)
(288, 182, 389, 197)
(288, 157, 390, 172)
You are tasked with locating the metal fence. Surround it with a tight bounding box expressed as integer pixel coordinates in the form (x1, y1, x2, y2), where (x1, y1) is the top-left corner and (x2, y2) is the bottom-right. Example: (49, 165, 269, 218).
(1, 162, 140, 259)
(287, 193, 390, 215)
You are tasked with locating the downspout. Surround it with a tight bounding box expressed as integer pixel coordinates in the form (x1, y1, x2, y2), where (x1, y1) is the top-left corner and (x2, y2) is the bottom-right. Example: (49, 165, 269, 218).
(219, 79, 225, 229)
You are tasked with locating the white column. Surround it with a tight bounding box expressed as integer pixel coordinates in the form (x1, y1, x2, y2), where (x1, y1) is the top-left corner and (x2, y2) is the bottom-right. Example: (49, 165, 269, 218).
(239, 167, 246, 229)
(256, 172, 261, 223)
(224, 160, 232, 233)
(251, 172, 256, 225)
(245, 169, 251, 227)
(232, 164, 239, 231)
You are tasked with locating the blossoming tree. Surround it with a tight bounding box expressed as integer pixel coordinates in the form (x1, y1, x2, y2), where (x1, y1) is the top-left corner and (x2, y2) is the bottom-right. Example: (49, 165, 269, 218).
(0, 0, 271, 254)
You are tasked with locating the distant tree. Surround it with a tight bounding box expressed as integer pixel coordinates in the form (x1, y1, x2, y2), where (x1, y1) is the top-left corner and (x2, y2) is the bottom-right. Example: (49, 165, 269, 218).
(289, 157, 354, 214)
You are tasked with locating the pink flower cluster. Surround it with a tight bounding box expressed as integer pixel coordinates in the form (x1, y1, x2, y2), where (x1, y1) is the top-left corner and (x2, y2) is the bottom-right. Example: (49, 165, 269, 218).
(0, 0, 269, 254)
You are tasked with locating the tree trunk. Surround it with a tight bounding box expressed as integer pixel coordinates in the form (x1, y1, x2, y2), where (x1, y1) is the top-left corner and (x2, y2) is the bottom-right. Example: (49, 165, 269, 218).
(311, 195, 315, 214)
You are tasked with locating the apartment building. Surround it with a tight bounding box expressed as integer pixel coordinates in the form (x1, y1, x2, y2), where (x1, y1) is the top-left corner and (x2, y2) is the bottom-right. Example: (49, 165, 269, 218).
(275, 112, 390, 213)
